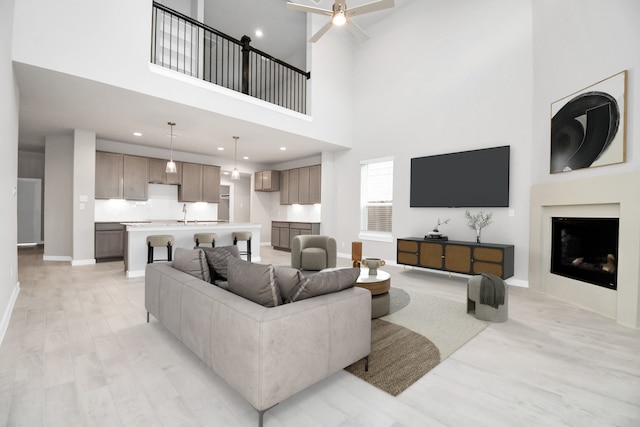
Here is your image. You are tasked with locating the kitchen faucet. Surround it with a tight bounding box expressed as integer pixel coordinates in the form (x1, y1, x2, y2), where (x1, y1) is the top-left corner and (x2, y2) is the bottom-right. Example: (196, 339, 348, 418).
(182, 203, 187, 224)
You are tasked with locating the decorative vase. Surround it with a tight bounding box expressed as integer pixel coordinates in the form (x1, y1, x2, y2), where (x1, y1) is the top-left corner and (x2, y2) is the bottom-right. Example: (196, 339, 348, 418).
(361, 258, 385, 276)
(476, 228, 481, 244)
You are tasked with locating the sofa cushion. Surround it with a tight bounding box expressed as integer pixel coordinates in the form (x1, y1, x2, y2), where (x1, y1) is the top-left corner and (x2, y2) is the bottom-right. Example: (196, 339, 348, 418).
(275, 266, 305, 300)
(227, 257, 282, 307)
(172, 247, 211, 282)
(288, 267, 360, 302)
(201, 245, 240, 281)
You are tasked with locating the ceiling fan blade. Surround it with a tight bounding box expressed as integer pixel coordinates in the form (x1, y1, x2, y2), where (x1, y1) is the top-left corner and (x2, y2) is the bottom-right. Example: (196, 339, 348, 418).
(309, 20, 334, 43)
(286, 2, 332, 16)
(348, 0, 395, 17)
(345, 19, 370, 41)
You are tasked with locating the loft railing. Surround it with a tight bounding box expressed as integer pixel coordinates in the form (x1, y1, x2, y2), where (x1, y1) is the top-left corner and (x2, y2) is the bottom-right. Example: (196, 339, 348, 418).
(151, 2, 310, 114)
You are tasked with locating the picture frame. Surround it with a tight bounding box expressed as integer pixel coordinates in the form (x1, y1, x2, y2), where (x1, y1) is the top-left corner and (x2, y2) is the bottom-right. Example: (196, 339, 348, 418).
(550, 70, 627, 173)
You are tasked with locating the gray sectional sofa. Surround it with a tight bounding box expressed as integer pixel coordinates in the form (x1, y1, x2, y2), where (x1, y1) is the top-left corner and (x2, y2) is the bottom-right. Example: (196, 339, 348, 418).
(145, 260, 371, 426)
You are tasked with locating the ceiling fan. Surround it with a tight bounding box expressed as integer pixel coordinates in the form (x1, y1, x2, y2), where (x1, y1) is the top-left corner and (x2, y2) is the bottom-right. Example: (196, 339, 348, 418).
(286, 0, 395, 42)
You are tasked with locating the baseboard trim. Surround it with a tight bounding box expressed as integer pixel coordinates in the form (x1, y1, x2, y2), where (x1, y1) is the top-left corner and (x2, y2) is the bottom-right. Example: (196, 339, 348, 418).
(71, 259, 96, 266)
(0, 281, 20, 346)
(43, 255, 72, 262)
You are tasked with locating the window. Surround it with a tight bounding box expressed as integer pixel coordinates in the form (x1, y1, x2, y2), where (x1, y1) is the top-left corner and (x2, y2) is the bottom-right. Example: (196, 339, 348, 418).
(360, 158, 393, 241)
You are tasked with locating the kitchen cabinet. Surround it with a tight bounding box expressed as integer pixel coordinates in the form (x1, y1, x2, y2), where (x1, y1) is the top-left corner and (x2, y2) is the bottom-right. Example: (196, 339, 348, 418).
(271, 221, 320, 251)
(288, 168, 299, 204)
(279, 165, 321, 205)
(397, 238, 514, 279)
(179, 163, 221, 203)
(280, 170, 289, 204)
(255, 170, 280, 192)
(298, 167, 310, 204)
(95, 222, 125, 261)
(179, 163, 203, 202)
(202, 165, 221, 202)
(95, 152, 123, 199)
(149, 158, 182, 185)
(123, 155, 149, 200)
(309, 164, 321, 204)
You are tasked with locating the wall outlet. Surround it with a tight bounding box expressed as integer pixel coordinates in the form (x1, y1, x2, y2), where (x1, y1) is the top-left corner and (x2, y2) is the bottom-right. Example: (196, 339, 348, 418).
(508, 209, 515, 217)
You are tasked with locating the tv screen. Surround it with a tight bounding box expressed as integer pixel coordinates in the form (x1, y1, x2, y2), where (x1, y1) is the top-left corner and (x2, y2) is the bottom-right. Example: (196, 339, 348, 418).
(410, 146, 510, 208)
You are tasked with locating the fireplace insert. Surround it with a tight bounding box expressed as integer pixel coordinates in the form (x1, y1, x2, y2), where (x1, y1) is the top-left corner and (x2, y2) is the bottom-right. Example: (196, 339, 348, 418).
(550, 217, 619, 290)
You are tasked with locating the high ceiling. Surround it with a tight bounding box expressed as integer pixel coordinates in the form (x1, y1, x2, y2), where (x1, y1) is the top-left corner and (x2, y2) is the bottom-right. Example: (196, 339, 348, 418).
(15, 0, 407, 166)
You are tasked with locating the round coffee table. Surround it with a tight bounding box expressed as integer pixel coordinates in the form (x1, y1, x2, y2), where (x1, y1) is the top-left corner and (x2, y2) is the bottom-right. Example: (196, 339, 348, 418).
(356, 269, 391, 318)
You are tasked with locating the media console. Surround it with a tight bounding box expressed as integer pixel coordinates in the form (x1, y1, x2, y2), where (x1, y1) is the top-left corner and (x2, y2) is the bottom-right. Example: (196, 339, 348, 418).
(397, 237, 514, 279)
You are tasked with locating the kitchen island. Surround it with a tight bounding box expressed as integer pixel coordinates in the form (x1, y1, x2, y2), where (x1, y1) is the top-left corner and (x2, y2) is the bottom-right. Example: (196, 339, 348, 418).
(123, 221, 262, 277)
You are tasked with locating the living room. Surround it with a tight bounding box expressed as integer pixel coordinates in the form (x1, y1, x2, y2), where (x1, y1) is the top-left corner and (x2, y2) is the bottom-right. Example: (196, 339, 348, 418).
(1, 0, 639, 425)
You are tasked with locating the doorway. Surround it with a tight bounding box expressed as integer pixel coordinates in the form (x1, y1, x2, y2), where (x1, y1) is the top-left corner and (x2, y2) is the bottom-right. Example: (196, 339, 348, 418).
(219, 185, 230, 222)
(17, 178, 42, 245)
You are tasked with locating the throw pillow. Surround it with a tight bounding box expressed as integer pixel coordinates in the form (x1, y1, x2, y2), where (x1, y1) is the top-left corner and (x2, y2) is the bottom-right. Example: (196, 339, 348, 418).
(288, 267, 360, 302)
(274, 266, 305, 301)
(172, 247, 211, 282)
(201, 245, 240, 281)
(227, 257, 282, 307)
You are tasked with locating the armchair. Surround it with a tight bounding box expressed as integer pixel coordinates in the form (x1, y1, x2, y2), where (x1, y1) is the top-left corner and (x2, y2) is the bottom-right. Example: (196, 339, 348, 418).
(291, 235, 337, 271)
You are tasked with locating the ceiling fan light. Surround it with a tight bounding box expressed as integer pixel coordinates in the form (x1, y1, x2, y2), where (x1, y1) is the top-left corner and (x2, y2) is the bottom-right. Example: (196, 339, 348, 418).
(165, 160, 177, 174)
(332, 11, 346, 25)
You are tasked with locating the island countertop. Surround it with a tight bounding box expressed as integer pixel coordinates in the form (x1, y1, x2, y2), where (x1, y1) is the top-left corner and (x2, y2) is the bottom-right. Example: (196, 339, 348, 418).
(123, 222, 262, 277)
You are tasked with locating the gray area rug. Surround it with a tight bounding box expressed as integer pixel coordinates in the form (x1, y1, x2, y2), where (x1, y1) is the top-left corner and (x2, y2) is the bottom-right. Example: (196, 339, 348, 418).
(383, 290, 488, 359)
(388, 287, 410, 315)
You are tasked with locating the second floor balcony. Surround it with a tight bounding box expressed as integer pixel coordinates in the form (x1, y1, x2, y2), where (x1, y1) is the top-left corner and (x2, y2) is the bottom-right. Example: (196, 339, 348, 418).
(151, 2, 310, 114)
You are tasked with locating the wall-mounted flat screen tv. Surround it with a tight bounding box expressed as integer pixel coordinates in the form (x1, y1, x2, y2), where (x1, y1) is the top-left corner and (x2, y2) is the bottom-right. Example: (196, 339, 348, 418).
(410, 145, 510, 208)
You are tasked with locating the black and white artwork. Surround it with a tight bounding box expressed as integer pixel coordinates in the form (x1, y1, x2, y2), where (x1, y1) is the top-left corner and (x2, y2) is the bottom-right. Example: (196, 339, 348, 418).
(550, 71, 627, 173)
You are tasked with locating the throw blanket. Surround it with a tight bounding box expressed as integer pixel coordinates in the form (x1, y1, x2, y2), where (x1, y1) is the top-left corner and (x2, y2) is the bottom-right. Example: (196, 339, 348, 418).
(479, 273, 505, 309)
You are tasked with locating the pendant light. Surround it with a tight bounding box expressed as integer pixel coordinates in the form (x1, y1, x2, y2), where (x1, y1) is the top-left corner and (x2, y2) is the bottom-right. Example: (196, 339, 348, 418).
(231, 136, 240, 180)
(166, 121, 177, 174)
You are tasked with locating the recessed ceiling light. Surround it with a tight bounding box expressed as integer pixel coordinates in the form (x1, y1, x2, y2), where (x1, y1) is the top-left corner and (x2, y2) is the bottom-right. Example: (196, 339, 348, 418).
(280, 147, 287, 151)
(223, 171, 229, 175)
(217, 147, 224, 151)
(133, 132, 142, 136)
(255, 29, 263, 37)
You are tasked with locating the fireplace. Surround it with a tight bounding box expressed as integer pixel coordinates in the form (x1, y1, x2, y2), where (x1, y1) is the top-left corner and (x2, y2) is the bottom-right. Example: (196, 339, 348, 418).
(551, 217, 619, 290)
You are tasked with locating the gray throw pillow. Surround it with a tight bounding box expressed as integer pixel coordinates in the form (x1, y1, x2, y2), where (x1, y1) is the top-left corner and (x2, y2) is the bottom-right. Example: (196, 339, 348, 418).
(227, 257, 282, 307)
(172, 247, 211, 283)
(275, 266, 305, 301)
(201, 245, 240, 280)
(288, 267, 360, 302)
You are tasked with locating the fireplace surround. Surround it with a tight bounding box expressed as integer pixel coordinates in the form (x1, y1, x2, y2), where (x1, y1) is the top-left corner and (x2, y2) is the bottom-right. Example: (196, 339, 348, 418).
(529, 171, 640, 328)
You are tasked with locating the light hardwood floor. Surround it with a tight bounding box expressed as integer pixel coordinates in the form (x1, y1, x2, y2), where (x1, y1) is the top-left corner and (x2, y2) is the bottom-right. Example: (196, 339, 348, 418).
(1, 245, 639, 426)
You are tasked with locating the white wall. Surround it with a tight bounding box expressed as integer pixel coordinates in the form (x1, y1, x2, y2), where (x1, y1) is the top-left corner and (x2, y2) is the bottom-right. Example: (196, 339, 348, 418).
(72, 130, 96, 264)
(0, 0, 20, 343)
(44, 134, 74, 260)
(324, 0, 534, 282)
(531, 0, 639, 185)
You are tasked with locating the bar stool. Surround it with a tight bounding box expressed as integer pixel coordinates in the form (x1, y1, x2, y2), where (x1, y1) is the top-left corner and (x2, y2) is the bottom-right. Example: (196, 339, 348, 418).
(147, 235, 174, 264)
(232, 231, 252, 262)
(194, 233, 217, 247)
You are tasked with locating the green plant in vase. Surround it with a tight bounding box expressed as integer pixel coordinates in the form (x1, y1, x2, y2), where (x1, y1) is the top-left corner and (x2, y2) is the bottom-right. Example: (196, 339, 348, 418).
(465, 210, 493, 244)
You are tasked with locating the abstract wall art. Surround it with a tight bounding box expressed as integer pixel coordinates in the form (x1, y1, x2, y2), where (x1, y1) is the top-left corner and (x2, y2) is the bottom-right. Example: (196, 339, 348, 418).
(550, 70, 627, 173)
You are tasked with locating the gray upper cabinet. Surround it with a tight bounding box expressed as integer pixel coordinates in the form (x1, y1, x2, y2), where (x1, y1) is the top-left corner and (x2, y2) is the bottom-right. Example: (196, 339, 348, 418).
(255, 170, 280, 192)
(280, 170, 289, 204)
(95, 152, 123, 199)
(288, 168, 299, 204)
(123, 155, 149, 200)
(298, 167, 310, 204)
(179, 162, 203, 202)
(179, 163, 221, 203)
(309, 164, 321, 204)
(149, 158, 183, 185)
(279, 165, 321, 205)
(202, 165, 221, 202)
